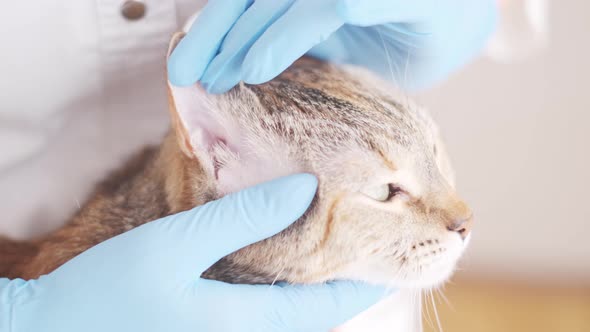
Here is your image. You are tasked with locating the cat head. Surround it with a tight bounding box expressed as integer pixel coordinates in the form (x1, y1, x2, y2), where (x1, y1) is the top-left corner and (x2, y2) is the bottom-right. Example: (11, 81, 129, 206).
(166, 33, 472, 288)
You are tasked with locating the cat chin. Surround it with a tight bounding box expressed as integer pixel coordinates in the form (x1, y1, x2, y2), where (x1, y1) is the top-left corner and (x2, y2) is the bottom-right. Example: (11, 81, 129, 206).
(334, 261, 456, 289)
(397, 264, 457, 289)
(335, 238, 466, 289)
(401, 232, 470, 287)
(404, 239, 467, 288)
(381, 266, 456, 289)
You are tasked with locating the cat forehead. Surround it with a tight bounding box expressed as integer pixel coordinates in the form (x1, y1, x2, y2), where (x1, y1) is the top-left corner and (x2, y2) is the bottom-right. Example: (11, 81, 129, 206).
(225, 60, 438, 154)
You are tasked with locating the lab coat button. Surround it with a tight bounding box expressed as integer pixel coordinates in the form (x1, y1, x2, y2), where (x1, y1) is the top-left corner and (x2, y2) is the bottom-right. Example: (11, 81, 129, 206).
(121, 0, 146, 21)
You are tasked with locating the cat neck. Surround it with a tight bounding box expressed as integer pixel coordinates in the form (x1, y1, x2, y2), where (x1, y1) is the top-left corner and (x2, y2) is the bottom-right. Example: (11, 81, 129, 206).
(73, 132, 211, 231)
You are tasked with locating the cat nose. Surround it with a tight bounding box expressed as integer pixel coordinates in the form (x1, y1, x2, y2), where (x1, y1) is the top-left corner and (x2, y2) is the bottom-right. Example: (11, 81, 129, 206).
(446, 216, 473, 240)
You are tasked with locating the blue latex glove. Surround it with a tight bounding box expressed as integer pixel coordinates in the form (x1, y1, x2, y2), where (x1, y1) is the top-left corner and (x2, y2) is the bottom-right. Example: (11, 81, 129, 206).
(168, 0, 498, 93)
(0, 174, 385, 332)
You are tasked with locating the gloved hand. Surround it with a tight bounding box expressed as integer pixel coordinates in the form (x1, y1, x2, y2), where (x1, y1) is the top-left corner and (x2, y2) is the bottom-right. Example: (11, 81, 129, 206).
(168, 0, 498, 93)
(0, 174, 385, 332)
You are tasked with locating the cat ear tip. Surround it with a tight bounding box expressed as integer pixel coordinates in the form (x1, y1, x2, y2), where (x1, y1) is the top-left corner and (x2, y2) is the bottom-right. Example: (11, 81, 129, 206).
(167, 31, 186, 57)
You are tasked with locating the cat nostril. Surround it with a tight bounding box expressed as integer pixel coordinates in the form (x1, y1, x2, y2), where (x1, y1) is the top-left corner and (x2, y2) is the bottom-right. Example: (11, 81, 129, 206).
(446, 217, 473, 240)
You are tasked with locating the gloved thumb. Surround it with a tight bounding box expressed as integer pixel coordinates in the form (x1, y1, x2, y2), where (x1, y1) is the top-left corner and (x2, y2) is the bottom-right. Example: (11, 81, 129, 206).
(268, 281, 389, 331)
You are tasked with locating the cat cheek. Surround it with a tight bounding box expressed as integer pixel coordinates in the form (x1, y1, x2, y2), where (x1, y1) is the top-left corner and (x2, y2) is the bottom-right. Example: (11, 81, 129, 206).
(216, 159, 304, 195)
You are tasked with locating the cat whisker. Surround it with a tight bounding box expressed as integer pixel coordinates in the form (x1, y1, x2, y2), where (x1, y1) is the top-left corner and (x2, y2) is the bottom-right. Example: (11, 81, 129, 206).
(382, 285, 394, 300)
(429, 288, 444, 332)
(412, 289, 423, 332)
(269, 266, 285, 288)
(377, 27, 398, 88)
(402, 38, 412, 111)
(435, 286, 452, 309)
(423, 288, 435, 329)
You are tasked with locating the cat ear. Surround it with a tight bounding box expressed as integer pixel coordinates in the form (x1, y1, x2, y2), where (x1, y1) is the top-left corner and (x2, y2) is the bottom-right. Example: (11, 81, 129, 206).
(166, 32, 185, 59)
(165, 32, 239, 179)
(165, 33, 303, 193)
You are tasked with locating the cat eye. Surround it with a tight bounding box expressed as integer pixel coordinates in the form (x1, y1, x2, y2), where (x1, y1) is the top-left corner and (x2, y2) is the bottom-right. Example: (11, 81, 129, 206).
(361, 184, 404, 202)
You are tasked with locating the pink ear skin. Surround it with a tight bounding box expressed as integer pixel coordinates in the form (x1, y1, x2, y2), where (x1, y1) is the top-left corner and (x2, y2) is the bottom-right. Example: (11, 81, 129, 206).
(166, 32, 236, 177)
(167, 79, 304, 196)
(167, 82, 236, 176)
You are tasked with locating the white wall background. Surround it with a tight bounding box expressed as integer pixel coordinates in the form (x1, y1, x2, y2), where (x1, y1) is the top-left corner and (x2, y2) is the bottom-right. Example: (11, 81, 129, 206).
(418, 1, 589, 284)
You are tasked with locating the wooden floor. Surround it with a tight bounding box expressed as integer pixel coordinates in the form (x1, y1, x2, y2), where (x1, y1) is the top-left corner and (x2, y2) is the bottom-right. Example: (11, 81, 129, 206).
(422, 279, 590, 332)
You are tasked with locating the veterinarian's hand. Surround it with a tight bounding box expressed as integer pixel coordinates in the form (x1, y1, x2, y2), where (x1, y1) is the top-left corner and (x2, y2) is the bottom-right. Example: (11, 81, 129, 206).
(0, 174, 385, 332)
(168, 0, 497, 92)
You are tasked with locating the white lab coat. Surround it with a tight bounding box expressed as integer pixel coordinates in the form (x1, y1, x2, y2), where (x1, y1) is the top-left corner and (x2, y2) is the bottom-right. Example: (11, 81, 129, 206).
(0, 0, 205, 238)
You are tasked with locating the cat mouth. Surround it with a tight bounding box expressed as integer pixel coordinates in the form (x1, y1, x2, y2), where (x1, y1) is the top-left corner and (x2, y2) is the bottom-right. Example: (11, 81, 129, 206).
(388, 237, 467, 288)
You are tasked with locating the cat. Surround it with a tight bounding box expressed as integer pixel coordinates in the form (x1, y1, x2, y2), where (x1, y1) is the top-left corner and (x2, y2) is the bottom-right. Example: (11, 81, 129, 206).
(0, 32, 473, 331)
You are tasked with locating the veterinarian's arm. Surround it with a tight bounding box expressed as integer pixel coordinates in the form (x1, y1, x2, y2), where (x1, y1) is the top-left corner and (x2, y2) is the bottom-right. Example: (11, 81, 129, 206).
(168, 0, 497, 92)
(0, 174, 385, 332)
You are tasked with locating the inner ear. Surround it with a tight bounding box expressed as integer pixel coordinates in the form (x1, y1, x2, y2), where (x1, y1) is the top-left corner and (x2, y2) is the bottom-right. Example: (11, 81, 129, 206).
(164, 33, 305, 194)
(168, 84, 235, 175)
(165, 32, 237, 178)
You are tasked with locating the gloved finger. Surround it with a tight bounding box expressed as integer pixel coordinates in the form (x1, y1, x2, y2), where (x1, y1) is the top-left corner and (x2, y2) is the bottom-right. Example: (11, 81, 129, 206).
(267, 281, 389, 331)
(167, 0, 252, 86)
(189, 279, 389, 331)
(200, 0, 295, 93)
(140, 173, 317, 278)
(241, 0, 345, 85)
(337, 0, 437, 26)
(185, 279, 275, 330)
